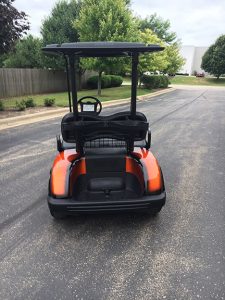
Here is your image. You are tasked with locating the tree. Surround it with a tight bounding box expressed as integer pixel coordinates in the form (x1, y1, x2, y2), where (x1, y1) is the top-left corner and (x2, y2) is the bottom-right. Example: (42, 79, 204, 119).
(41, 0, 81, 69)
(164, 42, 185, 75)
(138, 29, 168, 85)
(201, 35, 225, 79)
(0, 54, 7, 67)
(75, 0, 138, 95)
(4, 35, 43, 68)
(138, 14, 184, 76)
(0, 0, 29, 55)
(138, 13, 177, 44)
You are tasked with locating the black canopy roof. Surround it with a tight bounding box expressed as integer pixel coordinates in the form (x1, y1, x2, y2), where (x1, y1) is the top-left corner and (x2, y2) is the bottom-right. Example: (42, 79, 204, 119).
(42, 42, 165, 119)
(42, 42, 164, 57)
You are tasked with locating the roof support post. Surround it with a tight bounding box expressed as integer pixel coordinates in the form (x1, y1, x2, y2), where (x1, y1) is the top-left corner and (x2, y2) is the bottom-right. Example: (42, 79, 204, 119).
(64, 55, 72, 112)
(131, 53, 139, 119)
(68, 55, 78, 119)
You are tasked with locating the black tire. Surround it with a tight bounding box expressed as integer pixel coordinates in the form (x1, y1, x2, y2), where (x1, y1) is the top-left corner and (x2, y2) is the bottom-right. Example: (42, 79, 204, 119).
(49, 208, 67, 220)
(146, 206, 162, 216)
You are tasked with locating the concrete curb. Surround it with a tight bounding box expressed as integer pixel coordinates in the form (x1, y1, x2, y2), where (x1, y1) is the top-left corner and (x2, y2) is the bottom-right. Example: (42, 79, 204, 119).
(170, 84, 225, 90)
(0, 87, 175, 131)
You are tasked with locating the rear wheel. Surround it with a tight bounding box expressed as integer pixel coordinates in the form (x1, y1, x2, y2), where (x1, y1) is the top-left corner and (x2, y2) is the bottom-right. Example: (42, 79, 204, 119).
(146, 206, 163, 216)
(49, 208, 67, 219)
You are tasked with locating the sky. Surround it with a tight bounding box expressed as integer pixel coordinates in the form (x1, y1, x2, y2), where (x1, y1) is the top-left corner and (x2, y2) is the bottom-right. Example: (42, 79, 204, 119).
(14, 0, 225, 47)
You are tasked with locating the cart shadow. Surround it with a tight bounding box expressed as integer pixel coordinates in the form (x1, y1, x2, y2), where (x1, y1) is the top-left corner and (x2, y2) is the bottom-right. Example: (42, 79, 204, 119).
(52, 211, 161, 232)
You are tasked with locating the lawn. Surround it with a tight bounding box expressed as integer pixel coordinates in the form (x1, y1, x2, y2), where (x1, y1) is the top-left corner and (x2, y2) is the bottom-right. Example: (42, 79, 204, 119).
(1, 85, 153, 109)
(170, 75, 225, 86)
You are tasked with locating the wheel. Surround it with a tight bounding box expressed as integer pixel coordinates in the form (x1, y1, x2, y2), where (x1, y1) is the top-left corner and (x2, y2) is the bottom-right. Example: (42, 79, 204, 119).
(49, 208, 67, 219)
(146, 206, 162, 216)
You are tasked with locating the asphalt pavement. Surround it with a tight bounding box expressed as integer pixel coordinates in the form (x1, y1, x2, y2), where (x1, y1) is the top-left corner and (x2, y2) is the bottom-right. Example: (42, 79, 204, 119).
(0, 87, 225, 299)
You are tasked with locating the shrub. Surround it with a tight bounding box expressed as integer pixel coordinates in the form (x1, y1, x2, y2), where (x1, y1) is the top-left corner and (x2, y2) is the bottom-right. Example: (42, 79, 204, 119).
(44, 98, 55, 107)
(87, 76, 98, 89)
(101, 76, 111, 88)
(141, 75, 169, 89)
(25, 98, 36, 108)
(141, 75, 158, 89)
(159, 76, 169, 88)
(0, 100, 4, 111)
(110, 75, 123, 87)
(16, 100, 26, 111)
(87, 75, 110, 89)
(87, 75, 123, 89)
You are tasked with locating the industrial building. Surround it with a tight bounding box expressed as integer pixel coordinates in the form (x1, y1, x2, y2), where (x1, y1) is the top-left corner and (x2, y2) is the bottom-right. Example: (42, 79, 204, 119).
(179, 46, 208, 75)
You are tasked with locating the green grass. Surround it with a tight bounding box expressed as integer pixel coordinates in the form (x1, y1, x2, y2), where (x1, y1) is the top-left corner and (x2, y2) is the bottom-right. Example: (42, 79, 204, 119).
(1, 85, 153, 109)
(170, 75, 225, 86)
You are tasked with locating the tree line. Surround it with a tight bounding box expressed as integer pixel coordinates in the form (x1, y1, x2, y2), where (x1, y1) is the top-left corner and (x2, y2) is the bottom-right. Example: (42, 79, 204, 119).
(0, 0, 186, 95)
(1, 1, 225, 83)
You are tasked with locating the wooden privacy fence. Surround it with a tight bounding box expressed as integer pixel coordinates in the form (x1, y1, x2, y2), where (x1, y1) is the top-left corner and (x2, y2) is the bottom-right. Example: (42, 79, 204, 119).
(0, 68, 68, 98)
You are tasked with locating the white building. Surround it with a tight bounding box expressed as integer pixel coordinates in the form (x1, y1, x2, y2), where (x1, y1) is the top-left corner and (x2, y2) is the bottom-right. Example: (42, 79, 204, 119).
(179, 46, 208, 75)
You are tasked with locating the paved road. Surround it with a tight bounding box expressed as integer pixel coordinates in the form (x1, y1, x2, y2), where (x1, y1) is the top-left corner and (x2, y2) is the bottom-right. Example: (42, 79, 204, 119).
(0, 88, 225, 299)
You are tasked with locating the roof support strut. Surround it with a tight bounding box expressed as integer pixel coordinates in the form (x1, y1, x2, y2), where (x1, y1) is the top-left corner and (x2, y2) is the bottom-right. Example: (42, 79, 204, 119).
(68, 55, 78, 119)
(131, 53, 139, 119)
(64, 55, 72, 112)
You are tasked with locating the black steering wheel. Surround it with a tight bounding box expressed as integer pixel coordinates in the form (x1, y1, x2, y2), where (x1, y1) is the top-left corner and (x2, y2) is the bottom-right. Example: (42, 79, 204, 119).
(77, 96, 102, 115)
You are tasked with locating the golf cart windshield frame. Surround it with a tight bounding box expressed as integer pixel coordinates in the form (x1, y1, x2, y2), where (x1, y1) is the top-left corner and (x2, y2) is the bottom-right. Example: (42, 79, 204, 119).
(42, 42, 164, 120)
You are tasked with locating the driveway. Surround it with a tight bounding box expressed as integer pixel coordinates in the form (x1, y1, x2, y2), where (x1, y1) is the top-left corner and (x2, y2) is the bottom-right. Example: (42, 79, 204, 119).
(0, 87, 225, 299)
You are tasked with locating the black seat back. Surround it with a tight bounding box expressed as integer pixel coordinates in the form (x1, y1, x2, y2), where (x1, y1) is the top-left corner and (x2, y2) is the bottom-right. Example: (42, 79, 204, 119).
(61, 111, 149, 152)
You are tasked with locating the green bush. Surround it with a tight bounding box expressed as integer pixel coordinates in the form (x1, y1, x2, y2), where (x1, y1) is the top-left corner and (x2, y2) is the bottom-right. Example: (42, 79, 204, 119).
(16, 100, 26, 111)
(141, 75, 169, 89)
(25, 98, 36, 108)
(141, 75, 157, 89)
(0, 100, 4, 111)
(87, 75, 110, 89)
(159, 76, 169, 88)
(87, 75, 123, 89)
(87, 76, 98, 89)
(110, 75, 123, 87)
(44, 98, 55, 107)
(101, 76, 111, 88)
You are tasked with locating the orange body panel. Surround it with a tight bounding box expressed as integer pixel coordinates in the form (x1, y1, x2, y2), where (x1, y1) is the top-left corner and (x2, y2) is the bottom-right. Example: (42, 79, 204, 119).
(133, 148, 162, 193)
(50, 148, 162, 197)
(50, 150, 80, 197)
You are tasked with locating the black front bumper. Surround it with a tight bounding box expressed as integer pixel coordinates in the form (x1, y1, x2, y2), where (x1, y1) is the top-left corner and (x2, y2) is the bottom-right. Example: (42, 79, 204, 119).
(48, 192, 166, 214)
